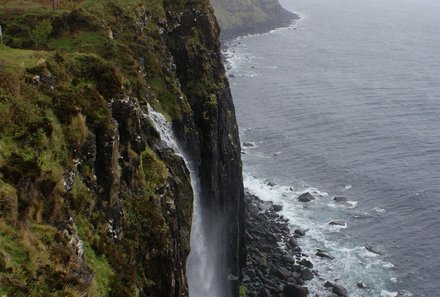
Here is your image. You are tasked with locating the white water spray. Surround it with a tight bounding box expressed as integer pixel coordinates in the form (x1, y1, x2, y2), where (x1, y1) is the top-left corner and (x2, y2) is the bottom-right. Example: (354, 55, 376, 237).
(146, 105, 219, 297)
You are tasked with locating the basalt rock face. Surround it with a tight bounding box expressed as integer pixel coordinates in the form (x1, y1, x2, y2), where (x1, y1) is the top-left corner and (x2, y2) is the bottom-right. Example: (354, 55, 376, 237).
(210, 0, 298, 40)
(0, 1, 244, 296)
(165, 2, 246, 295)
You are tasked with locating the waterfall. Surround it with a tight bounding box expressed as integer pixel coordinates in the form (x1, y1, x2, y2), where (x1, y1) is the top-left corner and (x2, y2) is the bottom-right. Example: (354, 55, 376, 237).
(146, 105, 220, 297)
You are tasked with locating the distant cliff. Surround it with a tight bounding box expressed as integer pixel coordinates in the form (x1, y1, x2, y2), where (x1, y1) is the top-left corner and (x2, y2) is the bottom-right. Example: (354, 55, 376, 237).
(210, 0, 298, 40)
(0, 1, 244, 296)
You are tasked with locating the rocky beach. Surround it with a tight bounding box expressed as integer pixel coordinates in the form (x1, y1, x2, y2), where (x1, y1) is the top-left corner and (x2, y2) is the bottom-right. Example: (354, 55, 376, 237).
(243, 191, 349, 297)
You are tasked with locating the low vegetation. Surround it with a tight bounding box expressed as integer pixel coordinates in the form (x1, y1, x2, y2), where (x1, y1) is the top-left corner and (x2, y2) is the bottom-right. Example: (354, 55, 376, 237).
(0, 0, 198, 295)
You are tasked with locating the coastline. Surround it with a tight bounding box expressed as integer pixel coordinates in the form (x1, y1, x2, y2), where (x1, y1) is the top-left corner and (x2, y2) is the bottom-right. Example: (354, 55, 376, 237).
(221, 6, 345, 296)
(226, 13, 409, 297)
(219, 10, 300, 42)
(220, 12, 301, 43)
(243, 191, 349, 297)
(219, 4, 347, 295)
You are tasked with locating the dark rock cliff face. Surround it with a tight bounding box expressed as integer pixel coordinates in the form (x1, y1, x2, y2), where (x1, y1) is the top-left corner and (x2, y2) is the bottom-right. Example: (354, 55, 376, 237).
(210, 0, 298, 40)
(0, 0, 244, 296)
(165, 3, 246, 295)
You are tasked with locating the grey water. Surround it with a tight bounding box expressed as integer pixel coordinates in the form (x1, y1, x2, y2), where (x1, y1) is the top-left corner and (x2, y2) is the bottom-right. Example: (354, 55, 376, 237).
(226, 0, 440, 296)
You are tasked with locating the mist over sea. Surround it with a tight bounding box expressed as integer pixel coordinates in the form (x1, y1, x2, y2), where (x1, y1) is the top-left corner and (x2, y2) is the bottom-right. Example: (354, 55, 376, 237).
(226, 0, 440, 295)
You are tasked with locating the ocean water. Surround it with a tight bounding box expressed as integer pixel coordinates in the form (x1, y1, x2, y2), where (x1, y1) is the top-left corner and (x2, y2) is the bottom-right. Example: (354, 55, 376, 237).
(226, 0, 440, 296)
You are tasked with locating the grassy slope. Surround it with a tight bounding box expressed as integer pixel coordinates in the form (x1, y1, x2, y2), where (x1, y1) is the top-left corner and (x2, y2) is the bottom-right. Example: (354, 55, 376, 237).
(0, 1, 197, 296)
(210, 0, 295, 39)
(210, 0, 267, 30)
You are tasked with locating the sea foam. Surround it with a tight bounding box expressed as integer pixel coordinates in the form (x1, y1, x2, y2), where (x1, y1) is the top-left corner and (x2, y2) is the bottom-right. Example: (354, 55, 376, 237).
(244, 173, 400, 296)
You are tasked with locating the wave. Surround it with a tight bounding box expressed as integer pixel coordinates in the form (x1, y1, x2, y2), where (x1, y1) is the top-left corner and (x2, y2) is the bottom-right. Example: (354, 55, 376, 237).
(243, 173, 402, 296)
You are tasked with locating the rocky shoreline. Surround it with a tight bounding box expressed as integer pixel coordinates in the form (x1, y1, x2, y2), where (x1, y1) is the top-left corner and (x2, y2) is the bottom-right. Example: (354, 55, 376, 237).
(242, 191, 348, 297)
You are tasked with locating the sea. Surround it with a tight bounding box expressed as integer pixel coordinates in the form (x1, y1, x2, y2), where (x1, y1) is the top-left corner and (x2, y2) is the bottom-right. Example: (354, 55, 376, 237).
(225, 0, 440, 296)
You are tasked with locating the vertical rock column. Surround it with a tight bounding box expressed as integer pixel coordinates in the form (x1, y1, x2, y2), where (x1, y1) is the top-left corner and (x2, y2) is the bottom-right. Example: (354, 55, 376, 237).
(164, 2, 246, 296)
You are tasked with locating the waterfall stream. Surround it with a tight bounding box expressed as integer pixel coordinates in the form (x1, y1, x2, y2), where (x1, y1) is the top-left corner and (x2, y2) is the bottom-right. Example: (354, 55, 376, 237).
(146, 105, 219, 297)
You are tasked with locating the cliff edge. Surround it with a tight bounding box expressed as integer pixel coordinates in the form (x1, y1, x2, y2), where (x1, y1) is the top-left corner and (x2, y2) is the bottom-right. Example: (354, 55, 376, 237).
(210, 0, 298, 40)
(0, 0, 244, 296)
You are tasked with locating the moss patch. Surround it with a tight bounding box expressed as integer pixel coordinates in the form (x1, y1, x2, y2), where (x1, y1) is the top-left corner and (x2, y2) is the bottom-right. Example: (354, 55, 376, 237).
(240, 285, 247, 297)
(84, 244, 114, 297)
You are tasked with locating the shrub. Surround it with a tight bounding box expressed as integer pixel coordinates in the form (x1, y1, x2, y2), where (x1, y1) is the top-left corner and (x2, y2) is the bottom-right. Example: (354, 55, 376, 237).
(31, 19, 53, 49)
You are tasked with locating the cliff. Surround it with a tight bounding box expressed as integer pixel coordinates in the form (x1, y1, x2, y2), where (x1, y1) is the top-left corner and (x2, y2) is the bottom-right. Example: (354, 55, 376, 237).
(0, 1, 244, 296)
(209, 0, 297, 40)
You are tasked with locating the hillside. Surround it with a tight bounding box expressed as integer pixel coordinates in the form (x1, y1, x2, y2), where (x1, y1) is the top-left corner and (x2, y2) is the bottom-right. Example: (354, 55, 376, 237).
(210, 0, 298, 39)
(0, 1, 244, 296)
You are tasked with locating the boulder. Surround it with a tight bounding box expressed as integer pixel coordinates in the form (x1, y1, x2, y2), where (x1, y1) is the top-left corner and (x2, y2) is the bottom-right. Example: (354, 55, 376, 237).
(357, 282, 367, 289)
(316, 251, 334, 260)
(258, 288, 271, 297)
(299, 259, 313, 269)
(365, 245, 384, 255)
(294, 246, 302, 254)
(329, 220, 346, 226)
(301, 268, 314, 281)
(333, 196, 347, 203)
(261, 276, 274, 287)
(294, 229, 307, 236)
(282, 255, 295, 264)
(298, 192, 315, 202)
(272, 204, 283, 212)
(258, 256, 268, 268)
(283, 284, 309, 297)
(274, 267, 290, 280)
(333, 196, 352, 207)
(332, 284, 348, 296)
(288, 236, 298, 248)
(266, 285, 278, 293)
(324, 281, 348, 297)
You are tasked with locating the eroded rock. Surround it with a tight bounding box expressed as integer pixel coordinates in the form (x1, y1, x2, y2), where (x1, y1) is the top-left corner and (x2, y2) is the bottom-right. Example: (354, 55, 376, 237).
(298, 192, 315, 202)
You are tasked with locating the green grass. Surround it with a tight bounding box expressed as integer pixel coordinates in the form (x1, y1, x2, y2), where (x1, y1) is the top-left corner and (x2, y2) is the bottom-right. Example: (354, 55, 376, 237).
(0, 0, 204, 295)
(37, 136, 66, 182)
(148, 77, 181, 119)
(47, 32, 108, 52)
(0, 138, 13, 168)
(140, 147, 169, 192)
(84, 244, 114, 297)
(75, 217, 116, 297)
(0, 0, 74, 15)
(210, 0, 267, 31)
(83, 0, 165, 17)
(0, 223, 45, 296)
(32, 223, 57, 244)
(0, 44, 48, 70)
(239, 285, 247, 297)
(0, 222, 27, 269)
